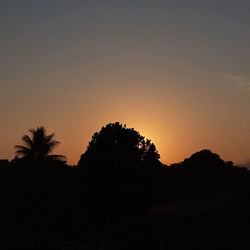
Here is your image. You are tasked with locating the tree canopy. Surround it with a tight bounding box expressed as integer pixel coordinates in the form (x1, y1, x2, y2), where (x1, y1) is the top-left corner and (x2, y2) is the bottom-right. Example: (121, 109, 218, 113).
(15, 126, 65, 161)
(78, 122, 161, 168)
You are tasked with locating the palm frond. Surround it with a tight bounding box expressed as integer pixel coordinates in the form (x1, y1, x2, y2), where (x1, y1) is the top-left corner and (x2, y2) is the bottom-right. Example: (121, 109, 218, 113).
(46, 133, 55, 142)
(15, 145, 30, 150)
(15, 145, 32, 156)
(44, 132, 59, 153)
(22, 135, 33, 147)
(28, 128, 36, 136)
(47, 141, 60, 152)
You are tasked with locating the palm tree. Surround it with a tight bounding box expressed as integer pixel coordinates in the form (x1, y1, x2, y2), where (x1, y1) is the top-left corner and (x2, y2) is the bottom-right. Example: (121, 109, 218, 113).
(15, 126, 66, 161)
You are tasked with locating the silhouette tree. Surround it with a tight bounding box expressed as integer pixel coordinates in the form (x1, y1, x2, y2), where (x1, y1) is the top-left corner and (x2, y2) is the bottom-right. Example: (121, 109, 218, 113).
(78, 122, 160, 215)
(15, 126, 65, 161)
(179, 149, 226, 170)
(78, 122, 161, 168)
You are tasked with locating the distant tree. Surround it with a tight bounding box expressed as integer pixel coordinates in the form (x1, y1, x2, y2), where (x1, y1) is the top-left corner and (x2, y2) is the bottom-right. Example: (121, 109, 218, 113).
(15, 126, 65, 161)
(78, 122, 161, 168)
(179, 149, 226, 170)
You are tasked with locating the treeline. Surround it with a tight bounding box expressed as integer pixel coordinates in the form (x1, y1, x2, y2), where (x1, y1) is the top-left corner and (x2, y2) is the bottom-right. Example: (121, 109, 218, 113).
(0, 122, 249, 248)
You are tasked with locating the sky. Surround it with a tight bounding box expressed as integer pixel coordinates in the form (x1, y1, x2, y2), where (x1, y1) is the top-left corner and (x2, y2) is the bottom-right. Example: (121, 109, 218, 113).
(1, 0, 250, 166)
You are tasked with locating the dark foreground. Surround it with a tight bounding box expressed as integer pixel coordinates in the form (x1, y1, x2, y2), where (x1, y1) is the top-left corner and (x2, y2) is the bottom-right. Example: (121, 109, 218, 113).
(1, 154, 250, 249)
(1, 178, 249, 249)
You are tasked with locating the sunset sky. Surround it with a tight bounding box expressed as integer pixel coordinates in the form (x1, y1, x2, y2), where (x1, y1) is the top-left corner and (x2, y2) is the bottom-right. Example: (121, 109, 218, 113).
(1, 0, 250, 166)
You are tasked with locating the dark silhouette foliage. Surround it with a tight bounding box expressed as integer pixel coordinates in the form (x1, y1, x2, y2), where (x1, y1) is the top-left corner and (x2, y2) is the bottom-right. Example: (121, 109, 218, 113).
(12, 126, 67, 170)
(172, 149, 226, 169)
(77, 122, 162, 216)
(78, 122, 161, 168)
(15, 126, 65, 161)
(0, 124, 249, 249)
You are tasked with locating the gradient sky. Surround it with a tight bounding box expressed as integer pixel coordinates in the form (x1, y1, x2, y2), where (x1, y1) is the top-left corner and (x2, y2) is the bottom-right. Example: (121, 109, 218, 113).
(1, 0, 250, 166)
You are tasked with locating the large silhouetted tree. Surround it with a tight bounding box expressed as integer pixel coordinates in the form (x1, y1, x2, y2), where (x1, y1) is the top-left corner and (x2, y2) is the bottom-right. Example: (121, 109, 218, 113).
(78, 122, 160, 214)
(78, 122, 161, 168)
(15, 126, 65, 161)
